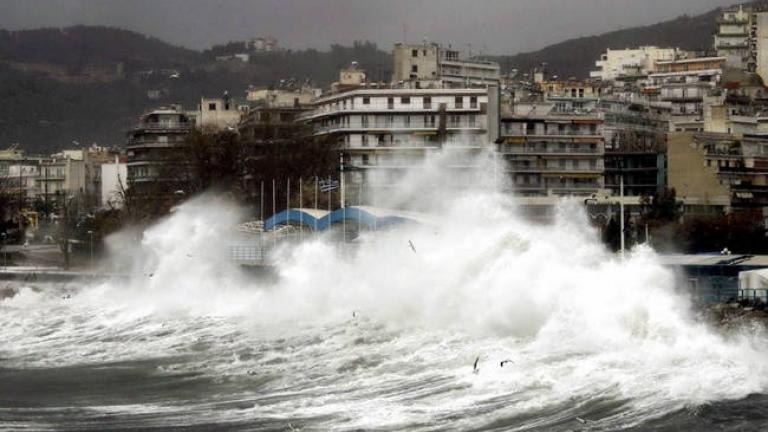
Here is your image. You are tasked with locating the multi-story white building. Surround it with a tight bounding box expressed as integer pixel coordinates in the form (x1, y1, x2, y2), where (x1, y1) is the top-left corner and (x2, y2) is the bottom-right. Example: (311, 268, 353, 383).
(713, 5, 768, 83)
(392, 42, 500, 89)
(590, 46, 683, 83)
(197, 94, 249, 131)
(498, 102, 606, 198)
(247, 86, 318, 107)
(100, 156, 128, 209)
(302, 87, 500, 203)
(715, 5, 754, 71)
(646, 56, 725, 131)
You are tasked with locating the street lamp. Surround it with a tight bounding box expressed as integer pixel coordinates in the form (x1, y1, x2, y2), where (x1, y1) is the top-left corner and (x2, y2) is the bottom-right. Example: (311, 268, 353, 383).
(87, 230, 94, 269)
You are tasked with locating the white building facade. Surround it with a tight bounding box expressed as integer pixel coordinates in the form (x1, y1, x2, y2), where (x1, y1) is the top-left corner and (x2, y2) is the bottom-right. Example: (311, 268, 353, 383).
(302, 87, 500, 203)
(590, 46, 683, 82)
(100, 158, 128, 209)
(392, 43, 500, 89)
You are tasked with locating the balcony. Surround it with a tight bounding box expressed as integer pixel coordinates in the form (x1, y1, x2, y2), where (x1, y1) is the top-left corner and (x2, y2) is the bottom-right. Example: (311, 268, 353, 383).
(299, 101, 483, 121)
(314, 118, 484, 134)
(499, 145, 600, 155)
(314, 120, 438, 134)
(507, 166, 602, 174)
(133, 122, 192, 132)
(502, 129, 601, 138)
(127, 137, 186, 148)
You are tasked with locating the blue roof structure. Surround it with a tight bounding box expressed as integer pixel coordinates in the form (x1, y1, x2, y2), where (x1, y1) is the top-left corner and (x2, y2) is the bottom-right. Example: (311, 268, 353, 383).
(264, 206, 426, 231)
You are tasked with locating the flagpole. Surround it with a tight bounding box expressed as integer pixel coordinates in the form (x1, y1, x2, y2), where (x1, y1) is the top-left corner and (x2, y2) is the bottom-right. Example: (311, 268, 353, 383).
(340, 154, 345, 245)
(314, 176, 319, 231)
(358, 181, 362, 234)
(260, 180, 264, 260)
(299, 177, 303, 242)
(272, 179, 276, 248)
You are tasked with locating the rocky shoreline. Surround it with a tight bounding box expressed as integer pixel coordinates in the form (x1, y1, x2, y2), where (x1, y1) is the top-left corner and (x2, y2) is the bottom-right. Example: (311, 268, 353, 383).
(702, 302, 768, 332)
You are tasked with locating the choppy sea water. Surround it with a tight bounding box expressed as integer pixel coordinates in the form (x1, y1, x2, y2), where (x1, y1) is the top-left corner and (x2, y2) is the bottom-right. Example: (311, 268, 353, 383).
(1, 282, 768, 431)
(3, 191, 768, 431)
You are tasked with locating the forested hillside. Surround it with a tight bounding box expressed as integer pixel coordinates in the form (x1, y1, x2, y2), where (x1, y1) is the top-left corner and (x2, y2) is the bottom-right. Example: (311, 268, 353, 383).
(0, 2, 738, 152)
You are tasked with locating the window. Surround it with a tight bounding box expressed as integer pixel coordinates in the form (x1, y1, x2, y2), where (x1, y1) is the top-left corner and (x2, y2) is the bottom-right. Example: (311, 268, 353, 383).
(404, 115, 411, 128)
(363, 97, 370, 105)
(470, 96, 478, 109)
(412, 49, 418, 57)
(208, 103, 217, 111)
(362, 134, 369, 147)
(411, 65, 418, 73)
(362, 154, 370, 165)
(455, 96, 464, 109)
(362, 115, 369, 128)
(426, 115, 436, 128)
(424, 97, 432, 109)
(225, 102, 231, 110)
(388, 97, 394, 109)
(468, 115, 476, 127)
(401, 97, 411, 104)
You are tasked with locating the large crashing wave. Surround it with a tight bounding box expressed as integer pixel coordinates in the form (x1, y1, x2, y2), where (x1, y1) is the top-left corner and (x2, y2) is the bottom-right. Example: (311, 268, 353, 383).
(2, 152, 768, 430)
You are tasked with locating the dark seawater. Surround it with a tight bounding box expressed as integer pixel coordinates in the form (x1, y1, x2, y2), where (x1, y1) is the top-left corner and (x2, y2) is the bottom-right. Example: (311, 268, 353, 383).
(2, 281, 768, 432)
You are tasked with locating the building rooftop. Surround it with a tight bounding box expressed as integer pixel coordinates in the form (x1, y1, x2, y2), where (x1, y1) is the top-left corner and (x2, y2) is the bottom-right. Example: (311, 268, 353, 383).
(661, 254, 768, 268)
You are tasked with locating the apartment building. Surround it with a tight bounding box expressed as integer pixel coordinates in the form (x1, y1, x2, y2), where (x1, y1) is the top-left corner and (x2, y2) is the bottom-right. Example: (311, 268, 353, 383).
(392, 42, 500, 88)
(668, 132, 768, 212)
(100, 156, 128, 209)
(715, 5, 755, 71)
(646, 56, 726, 131)
(713, 5, 768, 83)
(600, 99, 668, 197)
(126, 106, 194, 187)
(541, 80, 601, 101)
(197, 94, 249, 131)
(302, 86, 499, 203)
(246, 85, 318, 107)
(590, 46, 684, 83)
(498, 102, 605, 198)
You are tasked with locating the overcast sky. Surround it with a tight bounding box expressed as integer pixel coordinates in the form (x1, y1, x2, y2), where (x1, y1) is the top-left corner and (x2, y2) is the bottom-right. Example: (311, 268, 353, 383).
(0, 0, 734, 54)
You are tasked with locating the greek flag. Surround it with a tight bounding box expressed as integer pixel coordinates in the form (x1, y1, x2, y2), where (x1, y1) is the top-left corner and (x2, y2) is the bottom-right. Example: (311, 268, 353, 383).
(319, 179, 339, 193)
